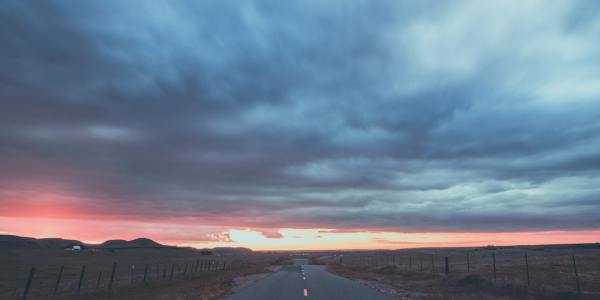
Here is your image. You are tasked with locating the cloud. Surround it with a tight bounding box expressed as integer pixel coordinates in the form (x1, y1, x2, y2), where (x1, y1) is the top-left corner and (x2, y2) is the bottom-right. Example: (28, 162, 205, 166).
(1, 0, 600, 238)
(257, 229, 284, 239)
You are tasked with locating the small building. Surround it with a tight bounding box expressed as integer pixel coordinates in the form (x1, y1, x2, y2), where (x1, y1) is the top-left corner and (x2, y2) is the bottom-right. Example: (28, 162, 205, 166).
(66, 245, 82, 251)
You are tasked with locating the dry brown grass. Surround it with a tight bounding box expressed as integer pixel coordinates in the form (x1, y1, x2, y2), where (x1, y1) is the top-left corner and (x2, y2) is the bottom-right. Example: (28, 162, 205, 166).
(327, 245, 600, 299)
(0, 248, 284, 300)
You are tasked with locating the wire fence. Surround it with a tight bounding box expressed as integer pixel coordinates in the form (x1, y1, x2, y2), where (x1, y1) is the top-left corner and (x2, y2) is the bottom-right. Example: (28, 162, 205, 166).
(1, 255, 249, 300)
(339, 249, 600, 297)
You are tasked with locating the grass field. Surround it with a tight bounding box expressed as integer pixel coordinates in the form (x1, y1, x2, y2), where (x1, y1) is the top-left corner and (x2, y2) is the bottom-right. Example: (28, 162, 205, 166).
(4, 244, 599, 299)
(0, 248, 284, 300)
(326, 244, 600, 299)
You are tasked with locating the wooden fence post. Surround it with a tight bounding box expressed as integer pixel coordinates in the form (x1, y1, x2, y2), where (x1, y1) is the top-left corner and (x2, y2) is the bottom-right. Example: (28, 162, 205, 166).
(492, 254, 497, 280)
(572, 256, 581, 295)
(96, 271, 102, 289)
(445, 257, 449, 275)
(143, 264, 149, 282)
(183, 263, 188, 277)
(53, 265, 64, 296)
(156, 264, 160, 280)
(419, 256, 423, 271)
(20, 267, 35, 300)
(162, 268, 167, 280)
(108, 262, 117, 289)
(130, 264, 135, 284)
(431, 254, 434, 272)
(195, 260, 199, 273)
(467, 253, 470, 272)
(409, 256, 412, 270)
(170, 264, 175, 279)
(525, 254, 530, 287)
(77, 265, 86, 293)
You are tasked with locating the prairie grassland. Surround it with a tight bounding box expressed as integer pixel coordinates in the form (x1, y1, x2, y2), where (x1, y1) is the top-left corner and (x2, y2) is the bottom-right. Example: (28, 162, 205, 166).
(327, 245, 600, 299)
(0, 248, 283, 300)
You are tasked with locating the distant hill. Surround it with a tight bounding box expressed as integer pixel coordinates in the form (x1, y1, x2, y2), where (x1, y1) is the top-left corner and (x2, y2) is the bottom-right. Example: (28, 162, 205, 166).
(0, 235, 166, 250)
(0, 235, 254, 254)
(0, 235, 83, 249)
(211, 247, 253, 255)
(99, 238, 164, 249)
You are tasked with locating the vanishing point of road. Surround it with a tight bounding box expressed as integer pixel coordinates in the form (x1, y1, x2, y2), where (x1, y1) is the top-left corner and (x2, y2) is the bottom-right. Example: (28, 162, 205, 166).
(223, 258, 392, 300)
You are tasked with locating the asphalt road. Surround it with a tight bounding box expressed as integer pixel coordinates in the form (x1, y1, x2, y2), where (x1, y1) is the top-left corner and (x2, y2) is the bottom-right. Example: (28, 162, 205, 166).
(223, 258, 392, 300)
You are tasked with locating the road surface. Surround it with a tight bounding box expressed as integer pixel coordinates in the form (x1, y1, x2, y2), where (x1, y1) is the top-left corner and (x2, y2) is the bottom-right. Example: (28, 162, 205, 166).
(223, 258, 392, 300)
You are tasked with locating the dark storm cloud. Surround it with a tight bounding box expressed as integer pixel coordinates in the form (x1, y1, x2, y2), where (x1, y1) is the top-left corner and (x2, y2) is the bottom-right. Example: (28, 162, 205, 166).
(1, 0, 600, 232)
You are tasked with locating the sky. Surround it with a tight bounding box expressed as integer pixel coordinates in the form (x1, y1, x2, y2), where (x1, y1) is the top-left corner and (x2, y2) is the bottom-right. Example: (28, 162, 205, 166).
(1, 0, 599, 250)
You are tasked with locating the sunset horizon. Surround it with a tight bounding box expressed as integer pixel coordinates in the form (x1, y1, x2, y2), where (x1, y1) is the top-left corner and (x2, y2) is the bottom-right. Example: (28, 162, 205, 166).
(3, 229, 600, 252)
(2, 216, 600, 251)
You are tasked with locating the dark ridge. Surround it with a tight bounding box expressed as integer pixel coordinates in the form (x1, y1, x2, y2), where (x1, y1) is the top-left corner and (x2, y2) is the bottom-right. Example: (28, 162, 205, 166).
(0, 235, 254, 254)
(0, 235, 83, 249)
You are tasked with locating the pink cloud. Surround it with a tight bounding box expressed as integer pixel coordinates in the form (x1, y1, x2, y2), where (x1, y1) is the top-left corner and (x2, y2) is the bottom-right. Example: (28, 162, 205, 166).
(257, 228, 283, 239)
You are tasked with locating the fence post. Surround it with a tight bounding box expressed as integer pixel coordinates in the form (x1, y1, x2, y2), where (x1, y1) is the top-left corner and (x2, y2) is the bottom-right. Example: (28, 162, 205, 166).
(130, 264, 135, 284)
(96, 271, 102, 289)
(170, 264, 175, 279)
(492, 254, 497, 280)
(409, 256, 412, 270)
(572, 256, 581, 295)
(157, 264, 160, 280)
(467, 253, 470, 272)
(108, 262, 117, 289)
(53, 265, 64, 296)
(183, 263, 188, 277)
(20, 267, 35, 300)
(195, 260, 199, 273)
(525, 254, 530, 287)
(419, 256, 423, 271)
(77, 265, 86, 293)
(445, 257, 449, 275)
(431, 254, 434, 272)
(162, 268, 166, 280)
(143, 264, 149, 282)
